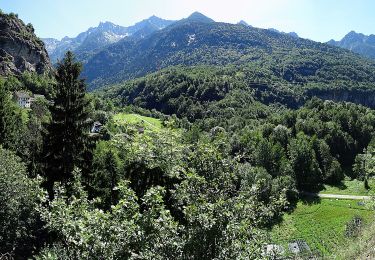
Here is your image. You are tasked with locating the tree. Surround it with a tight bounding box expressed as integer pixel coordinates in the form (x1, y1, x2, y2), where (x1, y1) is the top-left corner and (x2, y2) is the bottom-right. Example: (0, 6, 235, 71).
(288, 133, 321, 190)
(0, 80, 24, 151)
(353, 146, 375, 189)
(0, 146, 44, 258)
(91, 148, 121, 209)
(36, 177, 183, 260)
(43, 51, 90, 193)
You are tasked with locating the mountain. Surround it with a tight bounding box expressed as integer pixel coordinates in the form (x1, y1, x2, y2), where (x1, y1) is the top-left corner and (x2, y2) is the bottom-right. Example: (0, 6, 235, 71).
(0, 12, 51, 76)
(327, 31, 375, 60)
(268, 28, 299, 38)
(82, 12, 375, 93)
(42, 16, 175, 63)
(184, 12, 215, 23)
(238, 20, 251, 27)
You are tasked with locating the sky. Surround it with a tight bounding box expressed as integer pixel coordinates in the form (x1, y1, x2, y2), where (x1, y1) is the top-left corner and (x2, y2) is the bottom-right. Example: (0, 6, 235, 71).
(1, 0, 374, 42)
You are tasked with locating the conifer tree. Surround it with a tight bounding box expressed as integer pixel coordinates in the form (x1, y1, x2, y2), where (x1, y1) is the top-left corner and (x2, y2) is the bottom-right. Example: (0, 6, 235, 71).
(44, 51, 90, 192)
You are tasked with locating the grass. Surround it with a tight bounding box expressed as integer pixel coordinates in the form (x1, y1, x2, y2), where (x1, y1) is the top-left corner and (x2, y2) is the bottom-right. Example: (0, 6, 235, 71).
(334, 220, 375, 259)
(270, 199, 374, 257)
(321, 178, 375, 196)
(113, 113, 163, 131)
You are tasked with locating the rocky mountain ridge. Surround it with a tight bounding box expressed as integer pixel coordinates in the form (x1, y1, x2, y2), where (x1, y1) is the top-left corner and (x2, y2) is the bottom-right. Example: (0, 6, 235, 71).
(0, 11, 51, 76)
(43, 16, 175, 63)
(328, 31, 375, 60)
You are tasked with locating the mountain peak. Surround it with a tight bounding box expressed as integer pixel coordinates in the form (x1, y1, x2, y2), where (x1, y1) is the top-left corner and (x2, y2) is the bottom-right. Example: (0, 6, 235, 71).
(187, 12, 214, 23)
(342, 31, 365, 42)
(149, 15, 160, 20)
(98, 21, 117, 29)
(238, 20, 249, 26)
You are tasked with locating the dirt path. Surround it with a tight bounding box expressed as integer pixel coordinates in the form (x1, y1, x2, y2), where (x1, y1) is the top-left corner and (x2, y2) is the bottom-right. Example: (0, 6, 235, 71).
(301, 192, 372, 200)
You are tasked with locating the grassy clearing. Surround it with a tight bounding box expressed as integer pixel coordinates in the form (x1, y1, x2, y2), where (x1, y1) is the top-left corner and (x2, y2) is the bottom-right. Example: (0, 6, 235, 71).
(270, 199, 374, 257)
(321, 178, 375, 196)
(113, 113, 163, 130)
(334, 220, 375, 259)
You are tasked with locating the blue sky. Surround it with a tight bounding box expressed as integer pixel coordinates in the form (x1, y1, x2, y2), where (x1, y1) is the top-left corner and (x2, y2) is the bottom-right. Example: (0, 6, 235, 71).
(1, 0, 374, 42)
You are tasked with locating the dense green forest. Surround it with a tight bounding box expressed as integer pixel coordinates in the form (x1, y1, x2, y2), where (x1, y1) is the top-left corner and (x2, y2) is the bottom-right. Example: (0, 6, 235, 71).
(1, 51, 375, 259)
(1, 9, 375, 260)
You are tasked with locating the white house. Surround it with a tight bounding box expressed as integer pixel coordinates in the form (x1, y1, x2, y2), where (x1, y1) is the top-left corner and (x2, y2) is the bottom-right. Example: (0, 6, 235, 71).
(13, 92, 47, 108)
(13, 91, 31, 108)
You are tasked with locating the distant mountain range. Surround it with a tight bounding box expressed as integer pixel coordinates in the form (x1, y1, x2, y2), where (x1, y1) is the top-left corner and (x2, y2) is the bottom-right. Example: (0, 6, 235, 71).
(328, 31, 375, 60)
(4, 10, 375, 109)
(43, 13, 303, 65)
(42, 16, 175, 63)
(41, 11, 375, 108)
(79, 12, 375, 94)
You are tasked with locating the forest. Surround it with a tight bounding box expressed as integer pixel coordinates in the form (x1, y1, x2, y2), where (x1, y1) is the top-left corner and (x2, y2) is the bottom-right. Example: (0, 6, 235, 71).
(1, 50, 375, 259)
(1, 6, 375, 259)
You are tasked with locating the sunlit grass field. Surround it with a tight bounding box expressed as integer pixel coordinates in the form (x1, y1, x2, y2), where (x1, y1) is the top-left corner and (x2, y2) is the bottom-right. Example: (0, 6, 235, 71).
(113, 113, 163, 130)
(321, 178, 375, 196)
(270, 199, 374, 257)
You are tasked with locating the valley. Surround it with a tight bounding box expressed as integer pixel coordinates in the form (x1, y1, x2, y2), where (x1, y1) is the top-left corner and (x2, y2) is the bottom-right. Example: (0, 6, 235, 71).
(1, 4, 375, 259)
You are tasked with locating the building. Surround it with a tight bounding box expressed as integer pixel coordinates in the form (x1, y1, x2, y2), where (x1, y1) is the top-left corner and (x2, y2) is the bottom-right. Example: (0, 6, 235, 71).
(13, 92, 47, 108)
(13, 91, 31, 108)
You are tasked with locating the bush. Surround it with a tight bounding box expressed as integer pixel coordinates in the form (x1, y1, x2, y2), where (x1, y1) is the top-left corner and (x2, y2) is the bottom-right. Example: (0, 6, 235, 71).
(345, 216, 363, 238)
(0, 147, 45, 258)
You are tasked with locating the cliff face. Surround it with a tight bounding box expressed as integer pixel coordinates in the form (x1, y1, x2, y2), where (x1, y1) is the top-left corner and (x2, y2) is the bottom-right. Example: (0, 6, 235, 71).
(0, 12, 51, 76)
(306, 88, 375, 108)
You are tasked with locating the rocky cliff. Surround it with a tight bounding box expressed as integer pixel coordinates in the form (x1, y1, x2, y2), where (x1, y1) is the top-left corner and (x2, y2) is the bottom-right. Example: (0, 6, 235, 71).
(0, 12, 51, 76)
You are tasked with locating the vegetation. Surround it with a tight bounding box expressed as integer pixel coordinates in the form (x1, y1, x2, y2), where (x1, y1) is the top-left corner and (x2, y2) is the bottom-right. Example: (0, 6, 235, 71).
(0, 147, 44, 258)
(43, 52, 91, 195)
(1, 11, 375, 259)
(83, 19, 375, 93)
(322, 178, 375, 196)
(113, 112, 163, 130)
(270, 199, 374, 257)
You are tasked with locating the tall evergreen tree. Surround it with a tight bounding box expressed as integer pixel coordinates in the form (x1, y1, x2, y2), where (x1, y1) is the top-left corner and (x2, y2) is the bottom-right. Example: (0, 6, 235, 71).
(43, 51, 90, 192)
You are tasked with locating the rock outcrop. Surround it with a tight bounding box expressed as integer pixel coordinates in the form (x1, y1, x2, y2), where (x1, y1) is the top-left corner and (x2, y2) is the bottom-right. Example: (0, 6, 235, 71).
(0, 12, 51, 76)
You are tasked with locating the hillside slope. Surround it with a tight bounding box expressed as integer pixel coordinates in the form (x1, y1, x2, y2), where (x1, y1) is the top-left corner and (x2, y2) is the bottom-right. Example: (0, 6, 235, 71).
(83, 12, 375, 91)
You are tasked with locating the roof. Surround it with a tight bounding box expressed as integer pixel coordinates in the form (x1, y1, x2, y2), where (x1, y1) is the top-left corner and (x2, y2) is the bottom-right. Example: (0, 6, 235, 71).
(33, 94, 45, 99)
(14, 91, 30, 99)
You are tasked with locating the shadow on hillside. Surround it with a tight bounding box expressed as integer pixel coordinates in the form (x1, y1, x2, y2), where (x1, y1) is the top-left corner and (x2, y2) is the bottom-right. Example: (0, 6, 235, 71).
(265, 191, 321, 230)
(327, 181, 348, 191)
(299, 195, 321, 205)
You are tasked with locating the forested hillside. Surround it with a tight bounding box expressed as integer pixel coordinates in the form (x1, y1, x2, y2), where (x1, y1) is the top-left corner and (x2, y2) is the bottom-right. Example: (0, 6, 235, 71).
(83, 13, 375, 92)
(1, 9, 375, 260)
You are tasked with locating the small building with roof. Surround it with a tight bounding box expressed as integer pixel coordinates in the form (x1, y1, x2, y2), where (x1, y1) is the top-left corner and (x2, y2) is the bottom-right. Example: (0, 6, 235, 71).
(13, 91, 31, 108)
